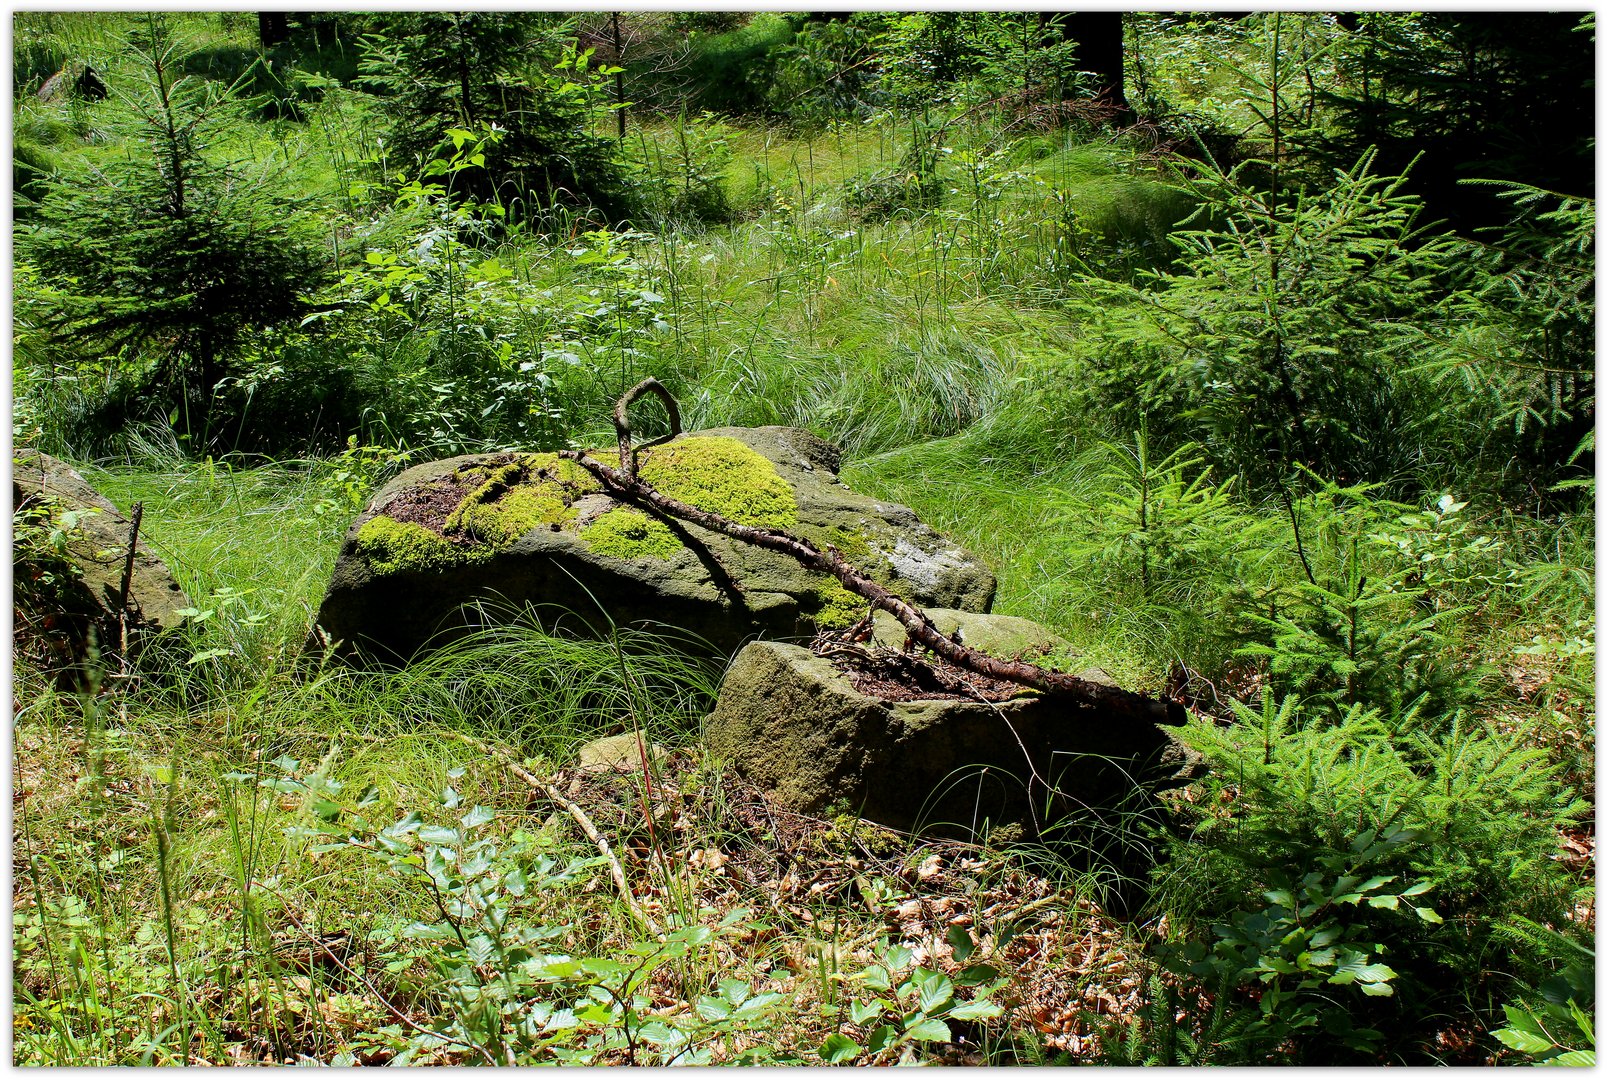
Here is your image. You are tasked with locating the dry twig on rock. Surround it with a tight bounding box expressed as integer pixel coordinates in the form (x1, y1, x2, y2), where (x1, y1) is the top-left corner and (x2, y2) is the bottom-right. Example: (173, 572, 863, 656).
(562, 383, 1186, 727)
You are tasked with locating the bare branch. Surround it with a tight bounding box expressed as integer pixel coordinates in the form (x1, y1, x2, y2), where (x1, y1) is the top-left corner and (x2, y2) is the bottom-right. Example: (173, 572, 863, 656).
(612, 377, 682, 478)
(558, 404, 1186, 727)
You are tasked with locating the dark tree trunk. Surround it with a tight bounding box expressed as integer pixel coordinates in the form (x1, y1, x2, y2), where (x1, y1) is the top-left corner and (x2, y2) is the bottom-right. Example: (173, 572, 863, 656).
(257, 12, 290, 49)
(1074, 11, 1128, 117)
(1040, 11, 1129, 121)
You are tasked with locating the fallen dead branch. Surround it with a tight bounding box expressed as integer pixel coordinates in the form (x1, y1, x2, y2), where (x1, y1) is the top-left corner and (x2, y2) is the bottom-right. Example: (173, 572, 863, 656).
(559, 378, 1185, 727)
(452, 732, 664, 937)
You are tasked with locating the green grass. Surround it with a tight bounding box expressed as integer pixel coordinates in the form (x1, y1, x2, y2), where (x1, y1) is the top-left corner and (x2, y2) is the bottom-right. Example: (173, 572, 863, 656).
(12, 14, 1594, 1063)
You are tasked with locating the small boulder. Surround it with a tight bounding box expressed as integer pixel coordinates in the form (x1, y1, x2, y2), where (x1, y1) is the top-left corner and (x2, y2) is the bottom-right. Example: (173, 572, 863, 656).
(13, 449, 190, 677)
(312, 427, 997, 662)
(576, 733, 668, 773)
(702, 638, 1199, 843)
(37, 61, 106, 103)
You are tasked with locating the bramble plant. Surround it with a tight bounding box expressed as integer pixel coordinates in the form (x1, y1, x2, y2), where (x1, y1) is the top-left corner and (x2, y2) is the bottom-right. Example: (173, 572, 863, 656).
(1164, 823, 1441, 1061)
(818, 937, 1007, 1065)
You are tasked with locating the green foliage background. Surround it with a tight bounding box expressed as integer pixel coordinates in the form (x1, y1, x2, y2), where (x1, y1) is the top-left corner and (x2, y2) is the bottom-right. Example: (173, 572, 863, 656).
(11, 9, 1593, 1068)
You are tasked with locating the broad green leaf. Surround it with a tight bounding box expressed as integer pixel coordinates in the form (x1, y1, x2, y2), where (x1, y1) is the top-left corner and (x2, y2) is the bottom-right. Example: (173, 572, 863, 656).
(860, 967, 892, 993)
(865, 1024, 897, 1054)
(915, 970, 954, 1014)
(1566, 999, 1594, 1043)
(400, 920, 449, 939)
(954, 964, 1000, 987)
(949, 999, 1005, 1021)
(946, 924, 975, 962)
(1495, 1027, 1557, 1054)
(904, 1016, 952, 1043)
(736, 993, 786, 1019)
(696, 997, 732, 1022)
(818, 1033, 861, 1063)
(418, 825, 461, 846)
(635, 1021, 682, 1047)
(1544, 1050, 1595, 1067)
(1502, 1004, 1549, 1036)
(718, 978, 752, 1007)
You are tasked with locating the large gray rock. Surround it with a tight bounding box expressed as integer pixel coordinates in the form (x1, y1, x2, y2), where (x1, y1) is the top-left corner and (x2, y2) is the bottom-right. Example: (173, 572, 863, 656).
(703, 638, 1200, 843)
(312, 427, 997, 662)
(13, 449, 190, 674)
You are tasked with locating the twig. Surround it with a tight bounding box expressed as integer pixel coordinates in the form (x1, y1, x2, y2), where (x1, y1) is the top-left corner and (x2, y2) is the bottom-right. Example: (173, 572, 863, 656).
(1277, 483, 1318, 587)
(452, 733, 663, 937)
(612, 377, 681, 479)
(117, 500, 143, 659)
(249, 878, 500, 1066)
(556, 444, 1185, 727)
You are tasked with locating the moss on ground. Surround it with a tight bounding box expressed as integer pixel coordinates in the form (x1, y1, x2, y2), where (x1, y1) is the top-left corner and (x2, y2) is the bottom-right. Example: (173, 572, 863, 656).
(352, 517, 482, 575)
(580, 507, 682, 560)
(638, 436, 798, 528)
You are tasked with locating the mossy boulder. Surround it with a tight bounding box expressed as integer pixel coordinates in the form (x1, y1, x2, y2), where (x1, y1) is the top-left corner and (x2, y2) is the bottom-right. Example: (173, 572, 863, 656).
(702, 639, 1201, 845)
(312, 427, 997, 662)
(13, 449, 190, 677)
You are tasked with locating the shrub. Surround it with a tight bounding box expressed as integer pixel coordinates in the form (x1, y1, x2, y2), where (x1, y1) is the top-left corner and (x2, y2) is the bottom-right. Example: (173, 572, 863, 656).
(1160, 693, 1587, 1061)
(1073, 152, 1456, 488)
(359, 13, 632, 225)
(15, 15, 329, 451)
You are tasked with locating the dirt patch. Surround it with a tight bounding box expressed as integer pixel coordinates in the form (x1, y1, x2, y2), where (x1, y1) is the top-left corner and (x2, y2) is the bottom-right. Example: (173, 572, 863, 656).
(377, 470, 485, 536)
(817, 643, 1030, 703)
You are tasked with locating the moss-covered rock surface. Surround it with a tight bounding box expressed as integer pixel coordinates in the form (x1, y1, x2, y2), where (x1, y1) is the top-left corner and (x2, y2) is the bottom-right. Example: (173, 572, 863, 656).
(703, 638, 1200, 844)
(13, 449, 191, 679)
(313, 426, 997, 662)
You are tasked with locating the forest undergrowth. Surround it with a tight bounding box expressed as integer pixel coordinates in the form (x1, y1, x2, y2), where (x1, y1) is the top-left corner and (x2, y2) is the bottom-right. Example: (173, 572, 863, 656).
(11, 11, 1594, 1066)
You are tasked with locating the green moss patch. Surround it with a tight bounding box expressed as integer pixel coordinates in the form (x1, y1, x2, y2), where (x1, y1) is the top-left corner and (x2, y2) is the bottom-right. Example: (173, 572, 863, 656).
(353, 516, 484, 576)
(448, 486, 573, 546)
(638, 436, 798, 529)
(443, 453, 599, 546)
(358, 453, 607, 576)
(800, 523, 892, 577)
(581, 504, 681, 556)
(581, 508, 682, 561)
(810, 580, 868, 629)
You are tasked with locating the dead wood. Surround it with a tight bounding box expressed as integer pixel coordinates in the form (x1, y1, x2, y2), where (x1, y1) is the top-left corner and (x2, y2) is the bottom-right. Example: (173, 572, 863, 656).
(557, 386, 1187, 728)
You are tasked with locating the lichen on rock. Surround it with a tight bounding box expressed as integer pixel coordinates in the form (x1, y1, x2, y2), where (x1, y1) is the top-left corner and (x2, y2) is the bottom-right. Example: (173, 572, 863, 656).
(581, 507, 681, 560)
(637, 436, 798, 528)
